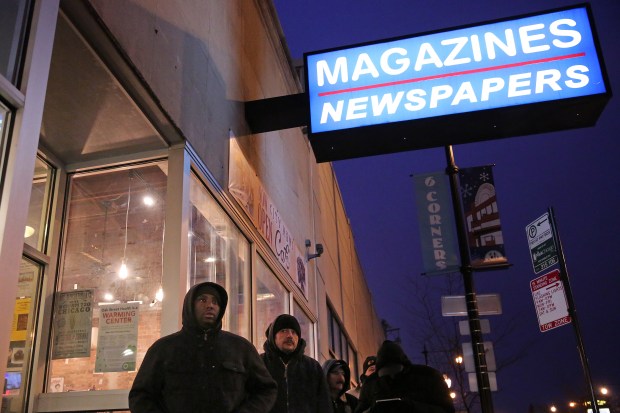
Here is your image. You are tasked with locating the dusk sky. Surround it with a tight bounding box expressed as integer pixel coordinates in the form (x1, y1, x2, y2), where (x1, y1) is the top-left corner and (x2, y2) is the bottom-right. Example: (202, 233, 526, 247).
(273, 0, 620, 412)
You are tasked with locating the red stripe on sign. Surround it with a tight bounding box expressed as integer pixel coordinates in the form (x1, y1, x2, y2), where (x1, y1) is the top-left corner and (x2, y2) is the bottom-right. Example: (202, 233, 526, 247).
(317, 52, 586, 97)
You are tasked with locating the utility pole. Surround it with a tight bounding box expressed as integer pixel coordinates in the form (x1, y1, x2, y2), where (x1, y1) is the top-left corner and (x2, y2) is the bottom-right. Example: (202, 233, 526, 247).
(445, 145, 494, 413)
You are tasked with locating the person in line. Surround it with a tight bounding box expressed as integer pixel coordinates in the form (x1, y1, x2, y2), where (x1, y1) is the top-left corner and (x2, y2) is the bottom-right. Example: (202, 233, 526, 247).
(129, 282, 277, 413)
(261, 314, 332, 413)
(355, 340, 455, 413)
(323, 359, 359, 413)
(348, 355, 377, 398)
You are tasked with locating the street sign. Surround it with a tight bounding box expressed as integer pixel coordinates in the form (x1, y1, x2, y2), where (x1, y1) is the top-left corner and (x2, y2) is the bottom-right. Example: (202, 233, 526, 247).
(530, 269, 571, 332)
(468, 372, 498, 392)
(459, 319, 490, 336)
(441, 294, 502, 316)
(462, 341, 496, 373)
(526, 212, 558, 273)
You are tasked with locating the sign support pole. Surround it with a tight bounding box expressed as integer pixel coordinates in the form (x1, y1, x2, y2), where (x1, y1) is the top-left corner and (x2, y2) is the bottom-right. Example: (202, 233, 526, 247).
(548, 207, 599, 413)
(445, 145, 494, 413)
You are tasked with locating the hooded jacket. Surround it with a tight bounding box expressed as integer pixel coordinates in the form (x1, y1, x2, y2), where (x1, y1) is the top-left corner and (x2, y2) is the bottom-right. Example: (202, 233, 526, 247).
(355, 341, 454, 413)
(323, 359, 359, 413)
(260, 314, 332, 413)
(129, 282, 277, 413)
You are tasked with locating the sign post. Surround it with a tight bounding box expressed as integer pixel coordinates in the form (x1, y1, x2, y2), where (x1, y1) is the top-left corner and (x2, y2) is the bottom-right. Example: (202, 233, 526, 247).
(445, 146, 494, 413)
(532, 208, 599, 413)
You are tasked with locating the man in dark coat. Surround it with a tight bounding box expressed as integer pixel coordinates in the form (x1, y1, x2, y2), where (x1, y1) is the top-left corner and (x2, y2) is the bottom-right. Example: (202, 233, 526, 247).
(323, 359, 359, 413)
(355, 340, 455, 413)
(260, 314, 332, 413)
(129, 282, 277, 413)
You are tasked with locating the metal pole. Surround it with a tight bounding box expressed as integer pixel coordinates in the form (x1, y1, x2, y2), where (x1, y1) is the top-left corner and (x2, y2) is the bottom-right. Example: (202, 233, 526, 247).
(548, 207, 599, 413)
(445, 145, 494, 413)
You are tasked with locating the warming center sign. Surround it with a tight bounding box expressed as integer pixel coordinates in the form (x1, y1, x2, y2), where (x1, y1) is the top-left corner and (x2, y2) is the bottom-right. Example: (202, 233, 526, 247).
(304, 5, 610, 161)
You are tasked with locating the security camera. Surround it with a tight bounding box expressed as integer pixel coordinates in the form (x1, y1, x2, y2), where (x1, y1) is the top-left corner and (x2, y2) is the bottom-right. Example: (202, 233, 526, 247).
(307, 242, 324, 261)
(315, 244, 324, 255)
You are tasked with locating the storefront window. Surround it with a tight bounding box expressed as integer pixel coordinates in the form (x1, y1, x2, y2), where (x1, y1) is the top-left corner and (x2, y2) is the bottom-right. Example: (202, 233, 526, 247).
(2, 257, 43, 413)
(0, 104, 9, 201)
(189, 172, 250, 339)
(0, 0, 30, 83)
(254, 257, 289, 347)
(348, 344, 358, 385)
(48, 162, 167, 392)
(24, 156, 55, 252)
(293, 301, 315, 359)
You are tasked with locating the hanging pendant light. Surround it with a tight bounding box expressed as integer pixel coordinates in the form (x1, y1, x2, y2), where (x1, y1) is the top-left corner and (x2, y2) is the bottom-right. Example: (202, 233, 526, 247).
(119, 260, 129, 279)
(119, 172, 132, 279)
(155, 287, 164, 302)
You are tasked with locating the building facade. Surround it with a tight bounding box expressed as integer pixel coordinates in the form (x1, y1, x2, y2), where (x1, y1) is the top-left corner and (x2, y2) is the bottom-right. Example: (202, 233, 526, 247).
(0, 1, 385, 412)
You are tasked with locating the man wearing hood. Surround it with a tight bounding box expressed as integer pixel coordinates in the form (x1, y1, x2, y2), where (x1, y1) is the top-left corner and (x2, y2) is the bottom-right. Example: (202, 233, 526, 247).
(355, 340, 454, 413)
(348, 356, 377, 398)
(323, 359, 359, 413)
(129, 282, 277, 413)
(260, 314, 331, 413)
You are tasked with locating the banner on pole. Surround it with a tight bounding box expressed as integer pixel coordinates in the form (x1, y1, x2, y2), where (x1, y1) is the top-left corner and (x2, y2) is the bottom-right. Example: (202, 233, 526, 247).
(413, 172, 460, 275)
(459, 166, 508, 268)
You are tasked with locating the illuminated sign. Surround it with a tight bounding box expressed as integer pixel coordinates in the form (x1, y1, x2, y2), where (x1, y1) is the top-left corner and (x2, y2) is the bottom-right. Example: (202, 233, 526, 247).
(304, 5, 610, 162)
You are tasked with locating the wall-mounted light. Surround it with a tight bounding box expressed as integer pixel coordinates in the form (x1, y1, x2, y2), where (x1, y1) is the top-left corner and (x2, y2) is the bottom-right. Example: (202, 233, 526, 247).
(305, 239, 323, 261)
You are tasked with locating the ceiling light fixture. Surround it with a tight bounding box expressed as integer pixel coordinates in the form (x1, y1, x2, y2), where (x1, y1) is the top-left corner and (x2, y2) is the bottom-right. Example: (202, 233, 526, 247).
(143, 195, 155, 206)
(24, 226, 35, 238)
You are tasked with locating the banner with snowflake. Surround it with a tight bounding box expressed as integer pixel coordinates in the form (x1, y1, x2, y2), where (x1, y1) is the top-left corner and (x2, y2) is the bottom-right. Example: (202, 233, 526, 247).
(459, 165, 509, 269)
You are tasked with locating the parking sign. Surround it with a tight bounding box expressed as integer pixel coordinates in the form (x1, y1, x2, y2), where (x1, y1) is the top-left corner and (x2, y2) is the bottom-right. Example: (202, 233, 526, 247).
(526, 213, 558, 274)
(530, 269, 571, 332)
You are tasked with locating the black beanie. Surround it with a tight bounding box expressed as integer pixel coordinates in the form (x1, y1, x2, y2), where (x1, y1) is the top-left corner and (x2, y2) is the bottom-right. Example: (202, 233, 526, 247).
(195, 284, 221, 305)
(363, 356, 377, 374)
(271, 314, 301, 338)
(376, 340, 409, 370)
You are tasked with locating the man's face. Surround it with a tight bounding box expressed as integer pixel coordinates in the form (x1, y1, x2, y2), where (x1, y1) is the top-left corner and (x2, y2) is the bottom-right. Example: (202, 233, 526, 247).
(327, 367, 346, 393)
(194, 293, 220, 328)
(274, 328, 299, 353)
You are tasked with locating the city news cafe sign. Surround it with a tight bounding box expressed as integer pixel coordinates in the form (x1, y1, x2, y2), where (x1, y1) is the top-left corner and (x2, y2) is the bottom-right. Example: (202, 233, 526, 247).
(304, 5, 610, 162)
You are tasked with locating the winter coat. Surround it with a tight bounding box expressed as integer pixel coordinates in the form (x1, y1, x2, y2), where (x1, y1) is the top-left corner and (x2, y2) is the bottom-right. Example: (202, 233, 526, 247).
(323, 359, 359, 413)
(128, 282, 277, 413)
(261, 315, 332, 413)
(355, 363, 455, 413)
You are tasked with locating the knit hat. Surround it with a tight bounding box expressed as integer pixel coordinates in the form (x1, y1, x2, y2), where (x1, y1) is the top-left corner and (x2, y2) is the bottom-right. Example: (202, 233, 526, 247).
(363, 356, 377, 375)
(359, 355, 377, 383)
(270, 314, 301, 338)
(195, 284, 222, 305)
(376, 340, 409, 370)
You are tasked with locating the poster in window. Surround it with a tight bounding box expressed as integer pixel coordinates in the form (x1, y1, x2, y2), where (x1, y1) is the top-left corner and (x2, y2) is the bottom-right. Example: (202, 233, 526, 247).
(7, 341, 26, 369)
(48, 377, 64, 393)
(52, 289, 94, 359)
(17, 271, 35, 298)
(95, 303, 139, 372)
(11, 298, 31, 341)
